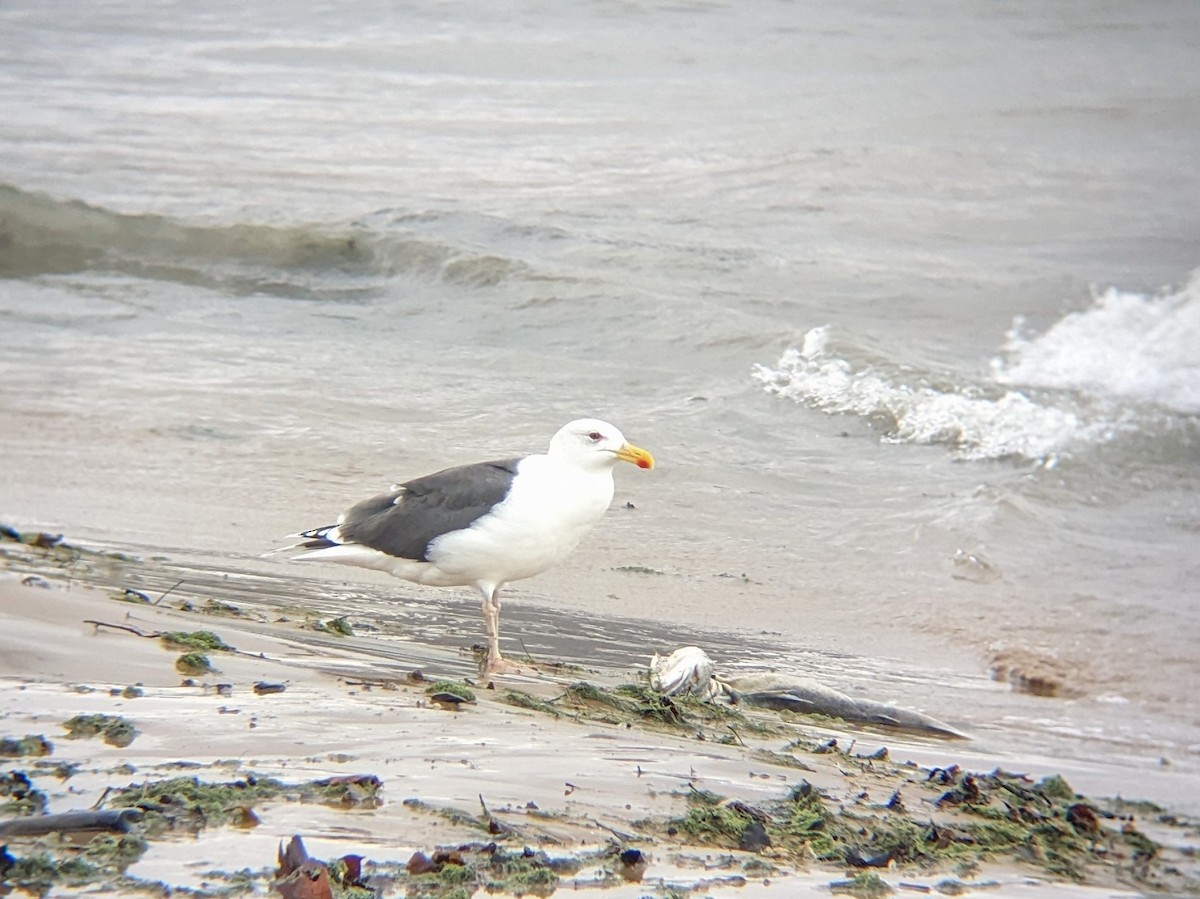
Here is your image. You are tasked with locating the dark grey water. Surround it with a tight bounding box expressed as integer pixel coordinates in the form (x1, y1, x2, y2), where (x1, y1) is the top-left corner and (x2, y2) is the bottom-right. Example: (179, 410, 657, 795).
(1, 0, 1198, 813)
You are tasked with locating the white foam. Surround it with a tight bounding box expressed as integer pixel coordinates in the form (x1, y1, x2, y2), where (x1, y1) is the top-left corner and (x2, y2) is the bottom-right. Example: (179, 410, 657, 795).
(992, 275, 1200, 414)
(754, 275, 1200, 461)
(753, 328, 1115, 461)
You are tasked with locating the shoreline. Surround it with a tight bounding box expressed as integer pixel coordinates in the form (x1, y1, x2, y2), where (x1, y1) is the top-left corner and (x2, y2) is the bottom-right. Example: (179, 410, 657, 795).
(0, 531, 1197, 897)
(3, 525, 1198, 811)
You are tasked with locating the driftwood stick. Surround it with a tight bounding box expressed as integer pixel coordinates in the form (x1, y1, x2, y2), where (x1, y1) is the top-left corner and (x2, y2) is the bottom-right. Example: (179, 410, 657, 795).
(154, 578, 185, 606)
(82, 620, 162, 639)
(0, 808, 143, 837)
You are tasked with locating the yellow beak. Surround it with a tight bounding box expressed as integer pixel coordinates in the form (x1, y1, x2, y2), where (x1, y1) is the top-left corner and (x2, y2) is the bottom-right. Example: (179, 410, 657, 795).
(615, 442, 655, 470)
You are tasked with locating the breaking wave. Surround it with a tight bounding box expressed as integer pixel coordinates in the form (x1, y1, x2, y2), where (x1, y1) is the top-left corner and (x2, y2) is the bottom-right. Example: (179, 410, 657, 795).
(0, 182, 529, 296)
(753, 275, 1200, 462)
(992, 278, 1200, 415)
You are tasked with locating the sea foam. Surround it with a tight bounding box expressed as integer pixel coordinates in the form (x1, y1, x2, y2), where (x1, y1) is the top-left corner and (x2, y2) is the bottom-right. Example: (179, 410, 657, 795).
(753, 274, 1200, 462)
(992, 277, 1200, 415)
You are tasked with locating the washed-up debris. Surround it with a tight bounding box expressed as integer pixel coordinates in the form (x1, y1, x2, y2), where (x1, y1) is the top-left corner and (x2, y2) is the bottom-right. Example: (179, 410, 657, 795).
(312, 616, 354, 636)
(429, 691, 472, 710)
(425, 680, 477, 703)
(0, 528, 135, 575)
(616, 847, 648, 882)
(426, 680, 477, 710)
(275, 834, 372, 899)
(254, 681, 287, 695)
(478, 794, 517, 837)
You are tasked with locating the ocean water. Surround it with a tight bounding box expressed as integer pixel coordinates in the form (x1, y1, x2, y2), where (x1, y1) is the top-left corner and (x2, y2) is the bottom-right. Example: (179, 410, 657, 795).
(2, 1, 1199, 812)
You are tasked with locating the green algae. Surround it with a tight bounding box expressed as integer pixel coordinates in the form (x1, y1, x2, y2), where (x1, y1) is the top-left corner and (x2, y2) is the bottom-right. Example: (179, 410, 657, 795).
(175, 651, 215, 675)
(62, 713, 138, 748)
(106, 773, 383, 834)
(0, 833, 152, 896)
(32, 759, 79, 781)
(501, 689, 561, 717)
(0, 734, 53, 758)
(160, 630, 234, 652)
(613, 565, 666, 575)
(614, 683, 686, 726)
(831, 871, 894, 897)
(0, 770, 47, 817)
(677, 798, 756, 847)
(403, 844, 575, 898)
(2, 850, 100, 895)
(198, 598, 245, 617)
(1037, 774, 1078, 802)
(0, 528, 132, 580)
(551, 680, 778, 738)
(656, 768, 1175, 886)
(401, 797, 491, 832)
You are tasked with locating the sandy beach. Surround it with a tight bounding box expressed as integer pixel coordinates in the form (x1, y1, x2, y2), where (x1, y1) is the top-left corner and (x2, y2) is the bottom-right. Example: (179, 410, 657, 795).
(3, 2, 1198, 895)
(0, 533, 1197, 898)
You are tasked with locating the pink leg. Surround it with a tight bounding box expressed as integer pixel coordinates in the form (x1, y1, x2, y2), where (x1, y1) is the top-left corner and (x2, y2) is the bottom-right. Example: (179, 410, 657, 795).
(480, 585, 521, 674)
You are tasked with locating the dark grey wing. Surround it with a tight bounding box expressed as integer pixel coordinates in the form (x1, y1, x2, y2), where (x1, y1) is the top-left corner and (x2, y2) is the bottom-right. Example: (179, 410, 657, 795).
(332, 458, 521, 561)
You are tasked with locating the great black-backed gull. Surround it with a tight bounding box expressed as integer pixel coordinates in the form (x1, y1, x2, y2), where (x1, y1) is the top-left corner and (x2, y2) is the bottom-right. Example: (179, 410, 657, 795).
(278, 419, 654, 673)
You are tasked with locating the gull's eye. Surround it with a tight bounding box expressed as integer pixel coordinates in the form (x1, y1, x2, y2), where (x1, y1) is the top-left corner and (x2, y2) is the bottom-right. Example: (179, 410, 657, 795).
(588, 431, 603, 441)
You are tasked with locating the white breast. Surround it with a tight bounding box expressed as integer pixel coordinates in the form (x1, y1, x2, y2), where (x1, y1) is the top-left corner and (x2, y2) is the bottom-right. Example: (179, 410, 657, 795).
(425, 454, 615, 585)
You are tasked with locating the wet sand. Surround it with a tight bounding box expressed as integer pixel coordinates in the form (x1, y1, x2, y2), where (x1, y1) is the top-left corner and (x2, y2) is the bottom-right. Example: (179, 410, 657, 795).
(1, 543, 1198, 897)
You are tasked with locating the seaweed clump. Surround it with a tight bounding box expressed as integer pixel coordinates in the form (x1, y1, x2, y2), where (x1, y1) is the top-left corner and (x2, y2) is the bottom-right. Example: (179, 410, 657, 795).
(62, 714, 138, 748)
(660, 766, 1181, 888)
(405, 842, 578, 897)
(0, 770, 48, 817)
(160, 630, 234, 652)
(175, 651, 215, 675)
(425, 681, 477, 703)
(106, 773, 383, 834)
(507, 680, 774, 739)
(0, 833, 149, 895)
(0, 735, 54, 758)
(555, 682, 691, 729)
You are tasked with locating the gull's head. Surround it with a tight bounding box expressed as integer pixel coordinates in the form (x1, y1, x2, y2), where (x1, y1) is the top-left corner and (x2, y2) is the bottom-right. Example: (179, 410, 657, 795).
(548, 419, 655, 471)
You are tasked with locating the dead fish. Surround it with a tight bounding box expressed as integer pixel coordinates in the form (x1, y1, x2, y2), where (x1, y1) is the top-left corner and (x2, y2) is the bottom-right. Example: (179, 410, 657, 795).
(648, 647, 967, 739)
(648, 646, 720, 699)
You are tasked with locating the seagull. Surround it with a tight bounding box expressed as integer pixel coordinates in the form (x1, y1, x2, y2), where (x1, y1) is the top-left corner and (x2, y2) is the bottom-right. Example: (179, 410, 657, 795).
(278, 419, 654, 673)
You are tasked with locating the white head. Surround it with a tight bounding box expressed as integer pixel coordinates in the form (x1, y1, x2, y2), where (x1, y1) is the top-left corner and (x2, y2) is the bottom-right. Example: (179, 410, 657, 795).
(547, 419, 655, 472)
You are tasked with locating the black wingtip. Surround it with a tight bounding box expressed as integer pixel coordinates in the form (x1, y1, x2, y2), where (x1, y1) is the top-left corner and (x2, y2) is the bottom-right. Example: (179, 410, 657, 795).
(296, 525, 338, 548)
